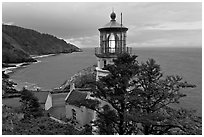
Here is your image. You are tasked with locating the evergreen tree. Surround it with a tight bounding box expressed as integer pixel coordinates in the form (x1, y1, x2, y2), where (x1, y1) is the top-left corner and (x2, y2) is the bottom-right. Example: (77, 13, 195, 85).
(91, 53, 201, 135)
(20, 88, 43, 118)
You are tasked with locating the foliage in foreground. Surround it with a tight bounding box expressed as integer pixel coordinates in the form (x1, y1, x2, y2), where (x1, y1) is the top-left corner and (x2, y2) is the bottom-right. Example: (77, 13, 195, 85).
(20, 88, 43, 118)
(3, 87, 93, 135)
(2, 105, 75, 135)
(12, 117, 80, 135)
(89, 53, 201, 135)
(2, 71, 18, 95)
(2, 105, 92, 135)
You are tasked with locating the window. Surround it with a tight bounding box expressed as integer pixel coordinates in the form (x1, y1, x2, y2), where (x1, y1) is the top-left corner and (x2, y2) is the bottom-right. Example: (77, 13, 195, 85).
(108, 33, 115, 53)
(72, 109, 76, 120)
(104, 60, 107, 67)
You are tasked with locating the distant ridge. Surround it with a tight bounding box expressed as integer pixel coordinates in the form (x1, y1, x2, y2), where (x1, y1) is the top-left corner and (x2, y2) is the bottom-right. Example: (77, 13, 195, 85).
(2, 24, 81, 63)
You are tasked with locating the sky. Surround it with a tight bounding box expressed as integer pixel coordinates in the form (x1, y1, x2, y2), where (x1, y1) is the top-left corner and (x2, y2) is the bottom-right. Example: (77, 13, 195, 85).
(2, 2, 202, 48)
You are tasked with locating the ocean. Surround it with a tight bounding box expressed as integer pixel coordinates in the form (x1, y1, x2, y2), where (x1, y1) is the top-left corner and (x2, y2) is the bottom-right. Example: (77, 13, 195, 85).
(9, 47, 202, 116)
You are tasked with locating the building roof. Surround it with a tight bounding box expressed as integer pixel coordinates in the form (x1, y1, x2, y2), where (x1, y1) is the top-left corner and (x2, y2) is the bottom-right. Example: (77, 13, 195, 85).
(99, 12, 128, 31)
(65, 89, 88, 106)
(65, 88, 99, 108)
(52, 93, 68, 100)
(104, 20, 126, 28)
(99, 20, 128, 31)
(46, 93, 68, 119)
(33, 91, 49, 104)
(52, 93, 68, 107)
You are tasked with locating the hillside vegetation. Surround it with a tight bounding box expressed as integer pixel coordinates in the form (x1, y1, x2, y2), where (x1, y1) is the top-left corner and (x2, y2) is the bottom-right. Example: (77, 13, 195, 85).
(2, 24, 80, 63)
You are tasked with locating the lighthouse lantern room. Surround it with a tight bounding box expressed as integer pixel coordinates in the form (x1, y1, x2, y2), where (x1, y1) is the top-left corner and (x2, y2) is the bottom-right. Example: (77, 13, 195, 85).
(95, 11, 132, 80)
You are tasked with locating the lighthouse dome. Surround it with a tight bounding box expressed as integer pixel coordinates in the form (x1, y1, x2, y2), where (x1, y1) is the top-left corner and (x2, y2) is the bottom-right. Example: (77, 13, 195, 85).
(110, 12, 116, 20)
(98, 11, 128, 31)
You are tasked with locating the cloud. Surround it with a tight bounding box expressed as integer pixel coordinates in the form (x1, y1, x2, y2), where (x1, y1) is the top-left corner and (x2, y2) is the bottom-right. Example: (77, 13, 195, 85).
(2, 2, 201, 48)
(128, 2, 201, 23)
(128, 38, 174, 48)
(65, 35, 98, 48)
(126, 16, 202, 48)
(142, 21, 202, 31)
(127, 29, 201, 48)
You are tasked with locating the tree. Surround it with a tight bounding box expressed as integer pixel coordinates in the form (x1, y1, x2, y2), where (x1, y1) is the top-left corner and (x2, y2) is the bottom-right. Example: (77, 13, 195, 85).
(2, 71, 17, 95)
(91, 53, 139, 134)
(92, 105, 119, 135)
(75, 72, 96, 88)
(20, 88, 43, 118)
(90, 53, 201, 135)
(79, 124, 93, 135)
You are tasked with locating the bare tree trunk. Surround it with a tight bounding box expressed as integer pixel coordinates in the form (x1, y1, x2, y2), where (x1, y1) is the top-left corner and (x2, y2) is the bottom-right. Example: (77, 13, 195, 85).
(144, 125, 150, 135)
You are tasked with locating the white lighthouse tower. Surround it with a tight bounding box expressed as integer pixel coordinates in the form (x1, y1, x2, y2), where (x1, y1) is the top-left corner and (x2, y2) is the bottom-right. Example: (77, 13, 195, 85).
(95, 11, 132, 80)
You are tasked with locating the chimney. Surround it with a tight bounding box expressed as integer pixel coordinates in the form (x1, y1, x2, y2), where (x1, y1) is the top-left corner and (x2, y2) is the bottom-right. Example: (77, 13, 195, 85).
(70, 82, 75, 92)
(70, 77, 75, 92)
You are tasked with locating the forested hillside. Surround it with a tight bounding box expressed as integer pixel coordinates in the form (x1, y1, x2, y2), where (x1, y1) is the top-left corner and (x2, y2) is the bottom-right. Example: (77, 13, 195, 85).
(2, 24, 80, 63)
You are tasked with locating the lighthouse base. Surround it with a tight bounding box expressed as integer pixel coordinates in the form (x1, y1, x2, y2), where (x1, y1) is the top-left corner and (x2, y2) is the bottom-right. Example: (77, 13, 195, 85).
(96, 67, 109, 81)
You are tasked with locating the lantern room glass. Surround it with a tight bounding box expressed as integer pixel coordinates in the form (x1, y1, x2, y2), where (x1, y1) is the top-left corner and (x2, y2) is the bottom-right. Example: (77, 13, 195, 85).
(99, 31, 127, 54)
(109, 33, 115, 53)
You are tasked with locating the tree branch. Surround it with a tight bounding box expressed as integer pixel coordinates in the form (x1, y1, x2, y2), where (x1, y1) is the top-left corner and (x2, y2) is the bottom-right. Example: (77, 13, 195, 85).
(89, 107, 120, 133)
(151, 124, 186, 135)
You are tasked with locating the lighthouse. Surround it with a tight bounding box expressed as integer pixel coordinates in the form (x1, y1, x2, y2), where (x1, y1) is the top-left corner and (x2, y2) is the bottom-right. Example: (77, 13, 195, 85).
(95, 11, 132, 80)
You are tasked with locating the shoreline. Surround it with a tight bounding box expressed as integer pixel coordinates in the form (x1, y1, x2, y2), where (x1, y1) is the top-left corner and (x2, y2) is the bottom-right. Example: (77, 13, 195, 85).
(2, 61, 41, 74)
(2, 57, 56, 91)
(2, 51, 82, 91)
(2, 54, 58, 91)
(2, 53, 58, 74)
(31, 53, 56, 59)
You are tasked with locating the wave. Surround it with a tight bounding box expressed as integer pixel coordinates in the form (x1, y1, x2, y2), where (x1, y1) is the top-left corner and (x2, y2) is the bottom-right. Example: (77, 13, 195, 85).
(33, 60, 41, 64)
(2, 67, 18, 74)
(24, 82, 41, 90)
(2, 59, 42, 75)
(3, 54, 57, 74)
(12, 81, 42, 91)
(31, 54, 56, 59)
(3, 70, 13, 74)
